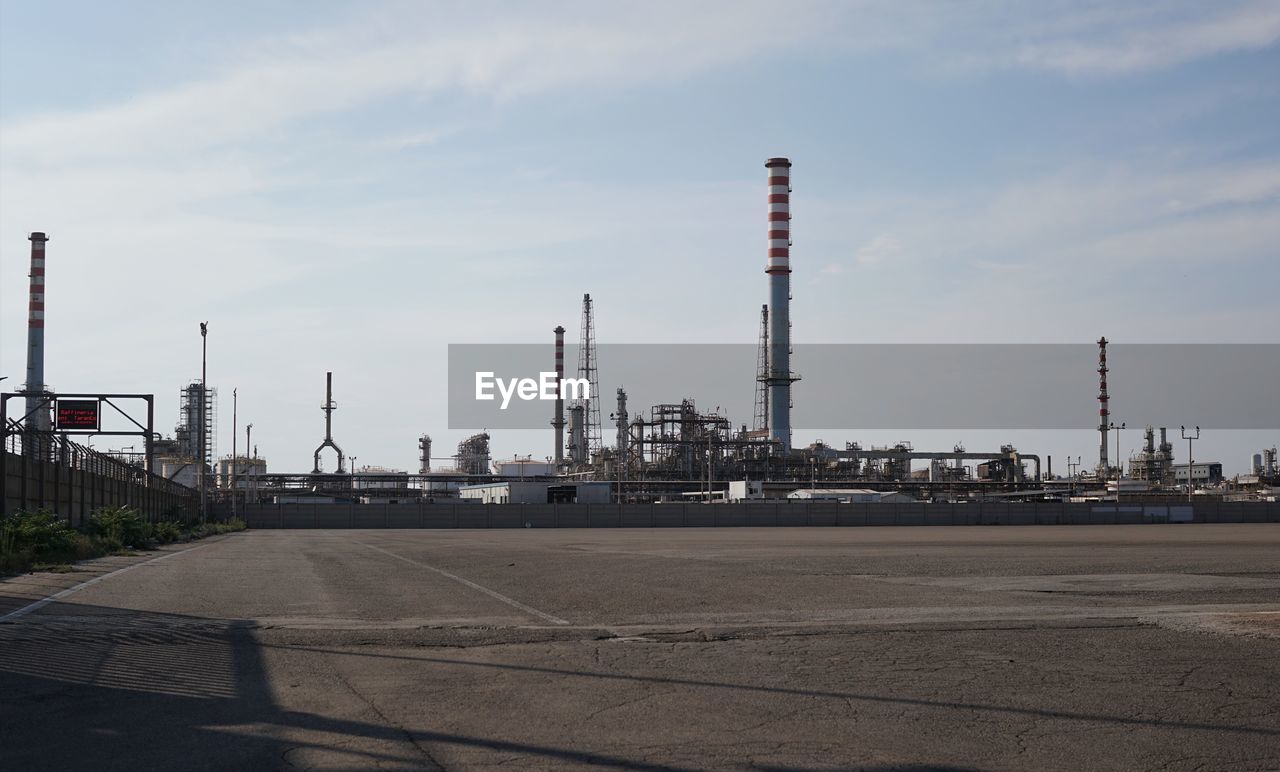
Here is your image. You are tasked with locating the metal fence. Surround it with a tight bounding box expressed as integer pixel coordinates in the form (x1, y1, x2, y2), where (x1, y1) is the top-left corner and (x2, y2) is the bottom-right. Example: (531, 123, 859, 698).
(2, 430, 198, 526)
(231, 499, 1280, 529)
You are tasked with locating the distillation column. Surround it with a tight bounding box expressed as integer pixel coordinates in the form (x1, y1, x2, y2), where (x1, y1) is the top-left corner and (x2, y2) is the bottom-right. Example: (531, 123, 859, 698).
(1097, 337, 1110, 475)
(552, 325, 566, 466)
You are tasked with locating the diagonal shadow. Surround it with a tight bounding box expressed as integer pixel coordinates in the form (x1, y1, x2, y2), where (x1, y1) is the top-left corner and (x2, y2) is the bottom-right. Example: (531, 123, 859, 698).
(0, 596, 720, 771)
(259, 643, 1280, 739)
(3, 592, 1275, 771)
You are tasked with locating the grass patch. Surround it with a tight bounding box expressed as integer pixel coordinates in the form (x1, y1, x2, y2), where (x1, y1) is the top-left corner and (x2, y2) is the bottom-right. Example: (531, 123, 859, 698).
(34, 564, 80, 574)
(0, 508, 247, 576)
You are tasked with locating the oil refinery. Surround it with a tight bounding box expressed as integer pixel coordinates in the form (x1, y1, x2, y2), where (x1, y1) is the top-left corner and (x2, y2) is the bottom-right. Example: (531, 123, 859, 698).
(3, 159, 1277, 513)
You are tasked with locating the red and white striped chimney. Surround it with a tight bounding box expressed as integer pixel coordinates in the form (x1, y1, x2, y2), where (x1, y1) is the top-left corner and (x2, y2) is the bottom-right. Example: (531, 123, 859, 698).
(25, 232, 51, 437)
(766, 160, 791, 276)
(765, 158, 795, 451)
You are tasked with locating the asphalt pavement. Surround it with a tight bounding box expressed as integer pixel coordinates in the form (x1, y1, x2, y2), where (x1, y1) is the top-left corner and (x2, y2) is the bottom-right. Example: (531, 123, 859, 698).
(2, 525, 1278, 771)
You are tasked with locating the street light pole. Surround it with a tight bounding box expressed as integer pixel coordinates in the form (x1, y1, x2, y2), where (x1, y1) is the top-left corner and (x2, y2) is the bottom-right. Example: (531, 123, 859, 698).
(230, 387, 237, 523)
(1181, 426, 1200, 503)
(199, 321, 208, 523)
(1109, 421, 1125, 502)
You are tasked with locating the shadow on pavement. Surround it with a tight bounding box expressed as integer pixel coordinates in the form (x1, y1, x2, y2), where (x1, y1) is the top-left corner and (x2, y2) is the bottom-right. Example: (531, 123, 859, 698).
(258, 643, 1280, 740)
(4, 593, 1272, 770)
(0, 596, 711, 770)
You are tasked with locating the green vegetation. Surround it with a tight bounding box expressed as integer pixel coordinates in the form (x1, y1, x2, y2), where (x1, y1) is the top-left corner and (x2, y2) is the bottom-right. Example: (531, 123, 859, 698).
(0, 507, 246, 576)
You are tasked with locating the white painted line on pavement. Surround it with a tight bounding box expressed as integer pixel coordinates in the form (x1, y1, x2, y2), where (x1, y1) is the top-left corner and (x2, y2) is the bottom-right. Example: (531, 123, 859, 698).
(357, 541, 571, 625)
(0, 543, 212, 623)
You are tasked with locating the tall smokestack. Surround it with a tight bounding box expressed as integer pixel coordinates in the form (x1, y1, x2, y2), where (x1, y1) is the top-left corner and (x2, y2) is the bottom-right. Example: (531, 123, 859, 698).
(1098, 337, 1109, 474)
(552, 326, 566, 465)
(765, 158, 796, 452)
(24, 232, 51, 452)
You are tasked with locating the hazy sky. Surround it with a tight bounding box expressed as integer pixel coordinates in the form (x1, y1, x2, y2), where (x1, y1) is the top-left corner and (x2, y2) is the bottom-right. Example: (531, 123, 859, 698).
(2, 1, 1277, 474)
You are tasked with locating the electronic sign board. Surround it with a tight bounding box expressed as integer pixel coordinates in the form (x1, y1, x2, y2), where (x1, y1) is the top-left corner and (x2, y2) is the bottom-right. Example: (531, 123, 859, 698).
(56, 399, 99, 430)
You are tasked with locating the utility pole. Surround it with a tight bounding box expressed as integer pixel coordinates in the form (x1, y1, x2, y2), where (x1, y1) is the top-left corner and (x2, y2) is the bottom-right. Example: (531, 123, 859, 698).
(1181, 426, 1200, 503)
(199, 321, 208, 523)
(1110, 421, 1125, 502)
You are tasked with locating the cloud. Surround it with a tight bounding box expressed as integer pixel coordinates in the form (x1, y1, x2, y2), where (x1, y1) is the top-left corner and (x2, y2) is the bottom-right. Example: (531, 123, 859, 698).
(1009, 1, 1280, 75)
(799, 157, 1280, 342)
(7, 2, 1276, 169)
(853, 234, 905, 267)
(3, 0, 1278, 471)
(0, 1, 846, 166)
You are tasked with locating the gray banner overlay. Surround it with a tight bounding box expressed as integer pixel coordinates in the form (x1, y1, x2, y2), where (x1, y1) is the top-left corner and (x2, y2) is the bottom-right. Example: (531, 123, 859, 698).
(448, 344, 1278, 431)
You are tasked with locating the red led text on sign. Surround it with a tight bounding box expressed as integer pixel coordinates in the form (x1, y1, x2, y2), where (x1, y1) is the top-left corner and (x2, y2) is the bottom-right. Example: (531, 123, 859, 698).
(55, 400, 99, 430)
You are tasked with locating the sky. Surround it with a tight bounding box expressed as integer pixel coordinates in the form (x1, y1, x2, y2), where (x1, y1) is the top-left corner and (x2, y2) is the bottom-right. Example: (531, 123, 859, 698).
(1, 0, 1277, 475)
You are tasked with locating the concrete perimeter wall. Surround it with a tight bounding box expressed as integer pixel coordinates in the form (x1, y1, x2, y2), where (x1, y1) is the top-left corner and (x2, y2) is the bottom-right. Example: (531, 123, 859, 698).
(233, 500, 1280, 529)
(3, 452, 198, 526)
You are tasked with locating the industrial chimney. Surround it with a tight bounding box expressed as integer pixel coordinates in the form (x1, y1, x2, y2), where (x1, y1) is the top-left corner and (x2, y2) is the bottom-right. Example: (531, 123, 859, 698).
(24, 232, 51, 455)
(1097, 337, 1109, 475)
(765, 159, 797, 452)
(552, 325, 566, 466)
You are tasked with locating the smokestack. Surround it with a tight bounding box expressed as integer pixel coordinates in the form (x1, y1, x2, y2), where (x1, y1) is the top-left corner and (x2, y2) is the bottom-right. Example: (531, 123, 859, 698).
(765, 158, 796, 452)
(1098, 337, 1109, 474)
(24, 232, 51, 452)
(552, 326, 566, 465)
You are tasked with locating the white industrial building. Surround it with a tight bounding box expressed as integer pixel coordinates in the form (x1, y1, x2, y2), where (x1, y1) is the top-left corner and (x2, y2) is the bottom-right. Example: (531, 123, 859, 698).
(728, 480, 914, 503)
(459, 481, 611, 504)
(491, 458, 558, 477)
(786, 488, 915, 503)
(1173, 462, 1224, 485)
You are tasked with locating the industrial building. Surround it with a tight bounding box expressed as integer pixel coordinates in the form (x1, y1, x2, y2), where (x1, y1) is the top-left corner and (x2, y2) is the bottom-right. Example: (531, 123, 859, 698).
(1174, 462, 1225, 486)
(459, 481, 611, 505)
(787, 489, 915, 504)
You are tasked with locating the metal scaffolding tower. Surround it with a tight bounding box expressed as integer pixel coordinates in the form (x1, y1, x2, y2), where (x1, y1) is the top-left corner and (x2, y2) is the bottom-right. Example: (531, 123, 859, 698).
(455, 432, 491, 475)
(754, 304, 769, 432)
(575, 293, 602, 456)
(177, 381, 216, 467)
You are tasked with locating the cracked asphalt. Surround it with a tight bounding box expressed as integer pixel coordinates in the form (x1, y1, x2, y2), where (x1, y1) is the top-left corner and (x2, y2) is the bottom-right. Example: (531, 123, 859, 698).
(1, 525, 1278, 771)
